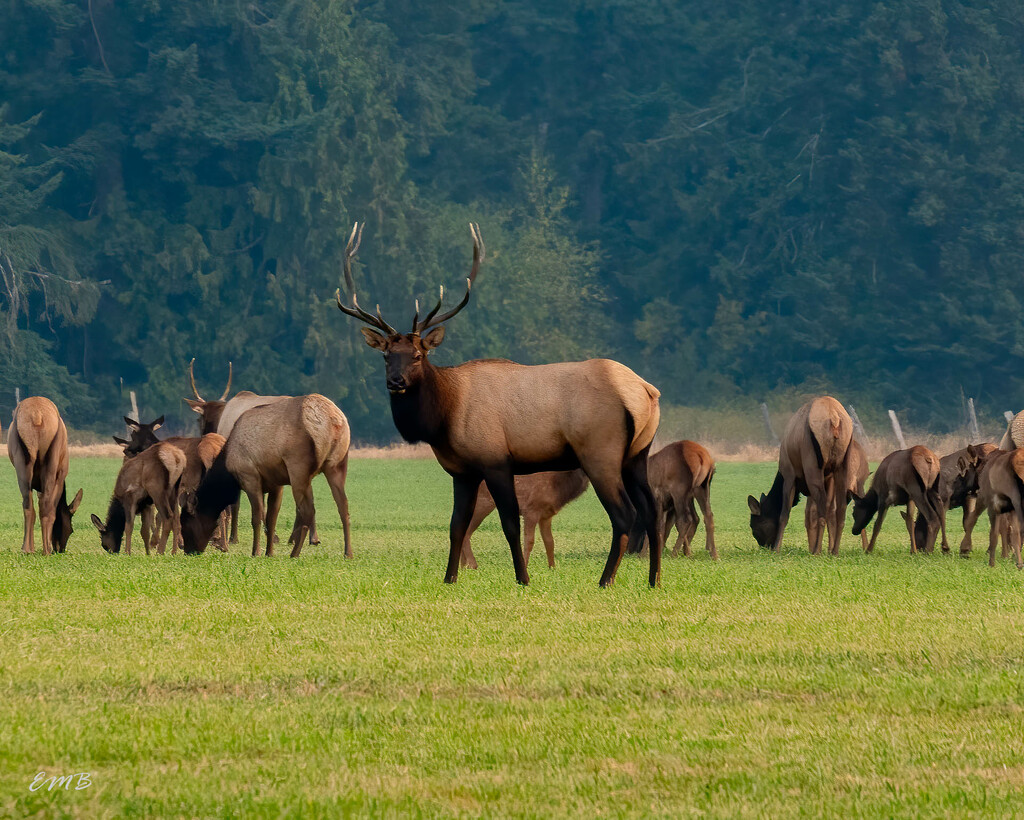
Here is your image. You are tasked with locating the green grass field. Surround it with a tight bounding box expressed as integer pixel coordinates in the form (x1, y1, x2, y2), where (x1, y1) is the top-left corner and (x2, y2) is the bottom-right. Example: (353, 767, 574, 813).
(2, 457, 1024, 818)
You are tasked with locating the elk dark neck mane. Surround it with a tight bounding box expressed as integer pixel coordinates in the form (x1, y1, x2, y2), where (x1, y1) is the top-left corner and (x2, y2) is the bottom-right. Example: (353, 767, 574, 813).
(103, 496, 128, 550)
(389, 362, 452, 445)
(51, 484, 72, 546)
(858, 487, 880, 516)
(762, 472, 786, 518)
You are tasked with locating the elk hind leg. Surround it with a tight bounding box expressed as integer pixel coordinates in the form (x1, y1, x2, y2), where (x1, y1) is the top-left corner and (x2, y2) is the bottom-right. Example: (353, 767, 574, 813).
(695, 483, 717, 560)
(323, 457, 353, 558)
(16, 464, 35, 554)
(624, 450, 661, 588)
(264, 486, 284, 557)
(460, 494, 493, 570)
(539, 516, 556, 569)
(288, 484, 315, 558)
(588, 470, 635, 588)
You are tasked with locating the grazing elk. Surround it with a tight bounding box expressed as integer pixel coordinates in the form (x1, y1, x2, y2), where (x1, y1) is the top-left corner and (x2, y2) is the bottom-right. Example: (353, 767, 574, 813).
(91, 442, 186, 555)
(116, 417, 229, 552)
(907, 443, 997, 554)
(7, 397, 83, 554)
(460, 469, 590, 570)
(804, 438, 869, 553)
(184, 360, 319, 545)
(643, 440, 716, 560)
(336, 222, 661, 587)
(747, 397, 853, 554)
(179, 394, 352, 558)
(959, 449, 1024, 568)
(850, 445, 945, 554)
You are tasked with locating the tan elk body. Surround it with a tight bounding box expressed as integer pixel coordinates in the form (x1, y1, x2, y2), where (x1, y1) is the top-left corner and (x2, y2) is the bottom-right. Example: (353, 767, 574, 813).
(970, 449, 1024, 568)
(91, 442, 187, 555)
(337, 222, 662, 587)
(460, 469, 590, 569)
(850, 445, 945, 554)
(748, 397, 853, 554)
(647, 440, 716, 560)
(7, 397, 83, 554)
(806, 438, 869, 552)
(180, 394, 351, 558)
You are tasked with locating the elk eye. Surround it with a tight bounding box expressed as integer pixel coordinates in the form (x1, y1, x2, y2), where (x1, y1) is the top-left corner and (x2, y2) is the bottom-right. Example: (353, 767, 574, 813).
(414, 352, 423, 361)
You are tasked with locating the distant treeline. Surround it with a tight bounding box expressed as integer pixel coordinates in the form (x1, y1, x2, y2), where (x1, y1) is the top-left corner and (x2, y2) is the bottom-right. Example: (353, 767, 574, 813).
(2, 1, 1023, 441)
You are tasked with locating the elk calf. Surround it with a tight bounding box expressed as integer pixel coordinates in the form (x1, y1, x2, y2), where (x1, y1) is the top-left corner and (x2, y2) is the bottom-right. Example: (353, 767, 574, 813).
(91, 442, 187, 555)
(850, 445, 945, 554)
(748, 396, 853, 554)
(180, 394, 351, 558)
(646, 440, 716, 560)
(7, 397, 83, 554)
(460, 470, 589, 569)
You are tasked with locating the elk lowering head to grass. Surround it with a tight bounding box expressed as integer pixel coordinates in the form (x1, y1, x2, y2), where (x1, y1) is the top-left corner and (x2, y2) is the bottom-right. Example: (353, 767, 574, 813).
(336, 222, 661, 587)
(91, 442, 186, 555)
(964, 448, 1024, 569)
(179, 395, 351, 558)
(910, 443, 997, 553)
(460, 469, 590, 570)
(7, 397, 83, 554)
(747, 397, 853, 554)
(850, 445, 945, 554)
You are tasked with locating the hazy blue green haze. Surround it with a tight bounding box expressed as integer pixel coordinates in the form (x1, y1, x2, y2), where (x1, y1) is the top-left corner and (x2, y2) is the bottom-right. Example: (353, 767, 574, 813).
(1, 1, 1021, 439)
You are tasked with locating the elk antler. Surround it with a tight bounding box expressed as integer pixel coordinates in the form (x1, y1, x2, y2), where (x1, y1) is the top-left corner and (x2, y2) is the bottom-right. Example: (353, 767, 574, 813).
(189, 358, 232, 403)
(335, 222, 396, 335)
(415, 223, 484, 333)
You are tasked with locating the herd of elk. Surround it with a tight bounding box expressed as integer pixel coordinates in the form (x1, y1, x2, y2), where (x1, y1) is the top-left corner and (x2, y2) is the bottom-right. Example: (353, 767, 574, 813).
(748, 396, 853, 555)
(460, 469, 590, 569)
(336, 222, 662, 587)
(179, 394, 352, 558)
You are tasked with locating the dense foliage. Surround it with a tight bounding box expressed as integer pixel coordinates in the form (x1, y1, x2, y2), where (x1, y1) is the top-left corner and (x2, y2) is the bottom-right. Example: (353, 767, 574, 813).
(1, 0, 1022, 439)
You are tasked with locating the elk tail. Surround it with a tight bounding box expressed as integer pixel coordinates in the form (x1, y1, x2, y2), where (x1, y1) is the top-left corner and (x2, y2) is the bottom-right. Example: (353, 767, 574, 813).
(626, 380, 661, 458)
(157, 443, 187, 487)
(910, 447, 940, 493)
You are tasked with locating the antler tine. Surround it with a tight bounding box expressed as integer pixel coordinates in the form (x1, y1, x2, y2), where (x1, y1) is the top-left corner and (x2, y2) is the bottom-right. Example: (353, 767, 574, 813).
(336, 221, 394, 333)
(188, 358, 205, 402)
(411, 299, 420, 332)
(218, 361, 233, 402)
(418, 223, 484, 332)
(415, 285, 444, 333)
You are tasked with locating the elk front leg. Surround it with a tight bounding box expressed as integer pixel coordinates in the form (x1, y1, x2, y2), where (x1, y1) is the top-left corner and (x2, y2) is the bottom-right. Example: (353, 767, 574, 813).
(988, 511, 1000, 567)
(229, 501, 240, 544)
(866, 504, 889, 554)
(460, 493, 493, 570)
(245, 489, 265, 557)
(446, 474, 482, 584)
(960, 500, 984, 556)
(264, 486, 283, 557)
(771, 479, 798, 553)
(523, 514, 538, 567)
(695, 485, 717, 560)
(484, 470, 529, 586)
(673, 492, 693, 557)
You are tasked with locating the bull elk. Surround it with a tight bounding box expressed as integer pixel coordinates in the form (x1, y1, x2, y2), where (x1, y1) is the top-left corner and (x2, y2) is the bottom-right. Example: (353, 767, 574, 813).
(184, 360, 319, 545)
(850, 445, 945, 554)
(7, 397, 83, 554)
(335, 222, 661, 587)
(91, 442, 187, 554)
(747, 397, 852, 554)
(179, 394, 352, 558)
(460, 469, 590, 570)
(644, 440, 716, 560)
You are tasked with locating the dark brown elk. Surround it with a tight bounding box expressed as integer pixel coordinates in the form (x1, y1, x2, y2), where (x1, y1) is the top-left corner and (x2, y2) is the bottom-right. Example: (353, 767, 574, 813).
(179, 394, 352, 558)
(960, 449, 1024, 568)
(336, 222, 661, 587)
(460, 470, 590, 569)
(7, 397, 83, 554)
(184, 360, 319, 545)
(645, 440, 716, 560)
(805, 438, 869, 553)
(91, 442, 186, 555)
(747, 397, 853, 554)
(850, 445, 945, 554)
(908, 443, 997, 554)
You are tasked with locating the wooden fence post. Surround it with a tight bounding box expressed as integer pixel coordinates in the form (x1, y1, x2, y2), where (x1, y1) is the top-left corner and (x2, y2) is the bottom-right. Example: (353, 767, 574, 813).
(760, 403, 780, 446)
(847, 405, 867, 444)
(967, 398, 980, 441)
(888, 409, 907, 449)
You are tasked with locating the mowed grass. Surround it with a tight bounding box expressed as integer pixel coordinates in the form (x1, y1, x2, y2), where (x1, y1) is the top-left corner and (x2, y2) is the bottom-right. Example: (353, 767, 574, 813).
(2, 458, 1024, 818)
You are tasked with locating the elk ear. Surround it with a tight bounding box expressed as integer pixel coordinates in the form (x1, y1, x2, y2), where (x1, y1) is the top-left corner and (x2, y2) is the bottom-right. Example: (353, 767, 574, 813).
(361, 328, 389, 350)
(112, 436, 129, 447)
(184, 492, 198, 515)
(90, 514, 105, 533)
(151, 415, 164, 431)
(70, 488, 83, 515)
(421, 326, 446, 350)
(850, 492, 863, 505)
(957, 455, 970, 476)
(124, 416, 140, 430)
(747, 495, 761, 515)
(184, 399, 205, 414)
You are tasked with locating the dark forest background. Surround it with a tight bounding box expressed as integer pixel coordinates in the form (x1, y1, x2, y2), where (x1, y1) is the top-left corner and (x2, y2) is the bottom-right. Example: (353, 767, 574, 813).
(2, 0, 1023, 442)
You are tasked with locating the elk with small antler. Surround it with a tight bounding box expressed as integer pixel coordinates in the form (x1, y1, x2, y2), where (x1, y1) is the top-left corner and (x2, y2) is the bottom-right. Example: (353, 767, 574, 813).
(335, 221, 661, 587)
(7, 397, 83, 554)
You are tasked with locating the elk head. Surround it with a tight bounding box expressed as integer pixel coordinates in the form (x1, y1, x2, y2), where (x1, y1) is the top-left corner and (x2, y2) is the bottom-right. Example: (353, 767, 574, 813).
(51, 487, 83, 553)
(335, 222, 484, 395)
(848, 490, 879, 536)
(184, 358, 232, 433)
(116, 416, 164, 457)
(747, 494, 778, 548)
